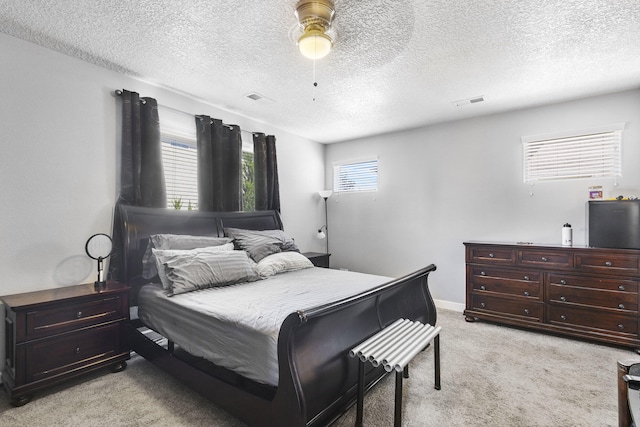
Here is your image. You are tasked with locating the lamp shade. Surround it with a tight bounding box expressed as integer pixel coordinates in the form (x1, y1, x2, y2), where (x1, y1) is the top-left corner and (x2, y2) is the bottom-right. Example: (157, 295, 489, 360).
(298, 28, 333, 60)
(317, 230, 326, 239)
(319, 190, 333, 199)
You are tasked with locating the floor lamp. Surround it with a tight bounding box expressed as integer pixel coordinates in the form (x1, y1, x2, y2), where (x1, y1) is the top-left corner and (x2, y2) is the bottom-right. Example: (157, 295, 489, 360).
(317, 190, 332, 254)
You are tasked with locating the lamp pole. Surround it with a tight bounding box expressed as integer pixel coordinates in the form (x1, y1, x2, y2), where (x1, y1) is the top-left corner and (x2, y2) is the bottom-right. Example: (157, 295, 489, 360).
(323, 195, 329, 254)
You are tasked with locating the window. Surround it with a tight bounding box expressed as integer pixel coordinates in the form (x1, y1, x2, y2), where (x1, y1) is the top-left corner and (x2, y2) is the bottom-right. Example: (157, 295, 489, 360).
(522, 124, 623, 183)
(333, 158, 378, 193)
(161, 132, 199, 210)
(160, 132, 255, 210)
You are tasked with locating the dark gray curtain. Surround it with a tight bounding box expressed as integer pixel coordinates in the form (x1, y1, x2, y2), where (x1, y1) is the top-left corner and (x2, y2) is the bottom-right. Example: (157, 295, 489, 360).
(253, 133, 280, 212)
(196, 115, 242, 211)
(118, 89, 166, 207)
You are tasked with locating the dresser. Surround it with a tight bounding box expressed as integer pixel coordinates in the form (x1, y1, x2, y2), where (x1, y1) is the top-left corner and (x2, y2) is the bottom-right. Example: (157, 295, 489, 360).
(1, 281, 130, 406)
(464, 242, 640, 349)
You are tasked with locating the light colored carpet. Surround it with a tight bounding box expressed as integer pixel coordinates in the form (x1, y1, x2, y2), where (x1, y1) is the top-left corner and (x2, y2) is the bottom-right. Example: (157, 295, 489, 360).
(0, 309, 636, 426)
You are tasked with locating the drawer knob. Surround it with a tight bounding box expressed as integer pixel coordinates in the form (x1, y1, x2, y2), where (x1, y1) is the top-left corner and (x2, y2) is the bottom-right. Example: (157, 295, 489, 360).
(480, 285, 486, 291)
(560, 315, 567, 321)
(619, 285, 626, 291)
(488, 253, 495, 258)
(560, 279, 567, 285)
(619, 304, 626, 309)
(523, 291, 530, 296)
(523, 275, 530, 281)
(524, 309, 530, 315)
(560, 296, 567, 302)
(75, 347, 81, 354)
(480, 302, 486, 308)
(541, 257, 548, 262)
(480, 271, 486, 276)
(619, 324, 625, 330)
(76, 311, 82, 318)
(605, 261, 613, 267)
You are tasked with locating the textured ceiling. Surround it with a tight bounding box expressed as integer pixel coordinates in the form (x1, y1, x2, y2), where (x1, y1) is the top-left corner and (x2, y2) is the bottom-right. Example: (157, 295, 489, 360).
(1, 0, 639, 143)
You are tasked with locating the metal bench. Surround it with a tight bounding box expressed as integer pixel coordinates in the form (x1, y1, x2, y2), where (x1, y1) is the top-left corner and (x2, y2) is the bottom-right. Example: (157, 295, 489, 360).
(349, 318, 442, 426)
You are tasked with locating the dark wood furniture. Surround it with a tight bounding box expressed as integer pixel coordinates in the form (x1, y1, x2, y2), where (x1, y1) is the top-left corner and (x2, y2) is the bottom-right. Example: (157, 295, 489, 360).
(112, 203, 438, 427)
(302, 251, 331, 268)
(1, 281, 130, 406)
(464, 241, 640, 349)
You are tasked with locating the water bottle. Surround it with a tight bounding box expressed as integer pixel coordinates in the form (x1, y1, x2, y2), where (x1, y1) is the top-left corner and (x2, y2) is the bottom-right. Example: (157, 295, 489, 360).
(562, 223, 572, 246)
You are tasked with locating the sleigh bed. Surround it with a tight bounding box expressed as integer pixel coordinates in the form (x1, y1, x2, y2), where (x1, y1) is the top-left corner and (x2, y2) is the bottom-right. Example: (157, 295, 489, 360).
(111, 203, 437, 426)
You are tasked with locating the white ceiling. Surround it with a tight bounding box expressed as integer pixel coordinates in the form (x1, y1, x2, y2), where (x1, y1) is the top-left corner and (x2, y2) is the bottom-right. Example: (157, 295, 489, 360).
(1, 0, 639, 143)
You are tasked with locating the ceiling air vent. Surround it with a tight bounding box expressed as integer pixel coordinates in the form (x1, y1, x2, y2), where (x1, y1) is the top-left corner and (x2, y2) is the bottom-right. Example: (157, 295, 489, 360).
(245, 92, 275, 104)
(452, 96, 485, 107)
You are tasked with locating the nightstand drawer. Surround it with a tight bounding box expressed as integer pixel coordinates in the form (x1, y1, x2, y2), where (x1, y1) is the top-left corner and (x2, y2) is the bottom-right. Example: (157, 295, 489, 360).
(22, 322, 124, 384)
(22, 295, 127, 342)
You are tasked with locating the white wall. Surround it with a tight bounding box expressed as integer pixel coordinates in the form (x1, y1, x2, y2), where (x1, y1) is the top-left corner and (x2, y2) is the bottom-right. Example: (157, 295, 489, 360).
(0, 33, 326, 372)
(325, 89, 640, 309)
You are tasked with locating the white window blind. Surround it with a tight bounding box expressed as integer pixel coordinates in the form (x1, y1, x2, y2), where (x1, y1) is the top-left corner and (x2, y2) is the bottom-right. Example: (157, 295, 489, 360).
(161, 132, 199, 210)
(333, 158, 378, 193)
(522, 124, 623, 183)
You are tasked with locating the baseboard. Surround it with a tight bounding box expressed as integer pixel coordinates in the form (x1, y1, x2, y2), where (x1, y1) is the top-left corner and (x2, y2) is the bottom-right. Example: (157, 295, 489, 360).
(434, 299, 464, 313)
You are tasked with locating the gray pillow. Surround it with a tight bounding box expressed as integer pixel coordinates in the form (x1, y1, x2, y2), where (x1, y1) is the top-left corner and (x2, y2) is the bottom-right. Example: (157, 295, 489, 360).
(152, 244, 235, 290)
(154, 249, 260, 296)
(224, 228, 299, 262)
(142, 234, 233, 279)
(255, 252, 314, 277)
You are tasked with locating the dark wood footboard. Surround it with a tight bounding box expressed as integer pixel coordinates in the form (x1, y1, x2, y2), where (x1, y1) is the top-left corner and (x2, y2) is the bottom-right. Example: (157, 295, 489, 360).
(272, 264, 437, 426)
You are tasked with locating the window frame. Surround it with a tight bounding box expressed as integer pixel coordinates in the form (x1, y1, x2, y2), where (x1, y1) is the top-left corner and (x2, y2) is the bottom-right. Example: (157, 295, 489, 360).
(332, 157, 379, 193)
(522, 123, 624, 183)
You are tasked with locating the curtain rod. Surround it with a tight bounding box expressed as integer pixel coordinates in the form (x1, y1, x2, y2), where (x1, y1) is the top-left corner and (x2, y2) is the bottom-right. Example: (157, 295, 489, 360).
(114, 89, 264, 136)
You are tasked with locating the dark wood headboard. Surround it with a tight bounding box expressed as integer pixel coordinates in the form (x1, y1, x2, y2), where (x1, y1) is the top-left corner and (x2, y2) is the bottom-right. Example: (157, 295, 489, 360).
(110, 203, 283, 287)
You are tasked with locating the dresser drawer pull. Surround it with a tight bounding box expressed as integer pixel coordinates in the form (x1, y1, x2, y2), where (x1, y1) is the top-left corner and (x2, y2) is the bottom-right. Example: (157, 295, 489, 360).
(560, 296, 566, 302)
(541, 257, 548, 262)
(523, 275, 530, 281)
(523, 291, 530, 296)
(619, 304, 626, 309)
(480, 302, 486, 308)
(524, 309, 530, 315)
(480, 285, 486, 290)
(480, 271, 486, 276)
(560, 279, 567, 285)
(560, 315, 567, 321)
(618, 324, 625, 330)
(76, 311, 83, 318)
(75, 347, 81, 354)
(619, 285, 626, 291)
(488, 253, 494, 258)
(605, 261, 613, 267)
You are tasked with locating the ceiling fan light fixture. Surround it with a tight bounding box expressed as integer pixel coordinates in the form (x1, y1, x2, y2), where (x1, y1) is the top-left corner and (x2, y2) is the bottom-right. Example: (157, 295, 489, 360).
(298, 25, 333, 60)
(295, 0, 335, 60)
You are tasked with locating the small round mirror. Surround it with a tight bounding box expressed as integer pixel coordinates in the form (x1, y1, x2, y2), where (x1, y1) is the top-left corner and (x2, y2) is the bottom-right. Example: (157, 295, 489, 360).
(85, 233, 113, 260)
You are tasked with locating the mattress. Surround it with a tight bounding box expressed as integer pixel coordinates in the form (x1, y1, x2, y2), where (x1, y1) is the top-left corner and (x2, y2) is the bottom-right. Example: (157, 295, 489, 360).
(138, 267, 392, 386)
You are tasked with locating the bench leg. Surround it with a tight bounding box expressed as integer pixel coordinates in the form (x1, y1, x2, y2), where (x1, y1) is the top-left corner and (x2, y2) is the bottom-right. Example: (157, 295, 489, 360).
(434, 334, 441, 390)
(356, 360, 365, 427)
(395, 370, 403, 427)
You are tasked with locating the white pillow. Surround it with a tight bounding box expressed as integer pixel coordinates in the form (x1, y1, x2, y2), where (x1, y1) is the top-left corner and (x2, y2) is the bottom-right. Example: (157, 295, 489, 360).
(255, 251, 314, 277)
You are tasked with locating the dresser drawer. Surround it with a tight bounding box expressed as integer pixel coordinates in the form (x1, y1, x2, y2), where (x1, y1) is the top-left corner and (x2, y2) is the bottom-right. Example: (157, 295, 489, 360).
(471, 295, 543, 321)
(20, 322, 123, 384)
(548, 284, 638, 312)
(470, 267, 541, 298)
(20, 295, 127, 342)
(575, 254, 639, 275)
(548, 305, 638, 335)
(468, 247, 515, 265)
(519, 250, 572, 269)
(548, 273, 638, 293)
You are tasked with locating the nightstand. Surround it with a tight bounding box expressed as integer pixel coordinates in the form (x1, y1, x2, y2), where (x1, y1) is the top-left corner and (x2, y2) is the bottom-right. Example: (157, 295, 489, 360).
(303, 252, 331, 268)
(1, 281, 130, 406)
